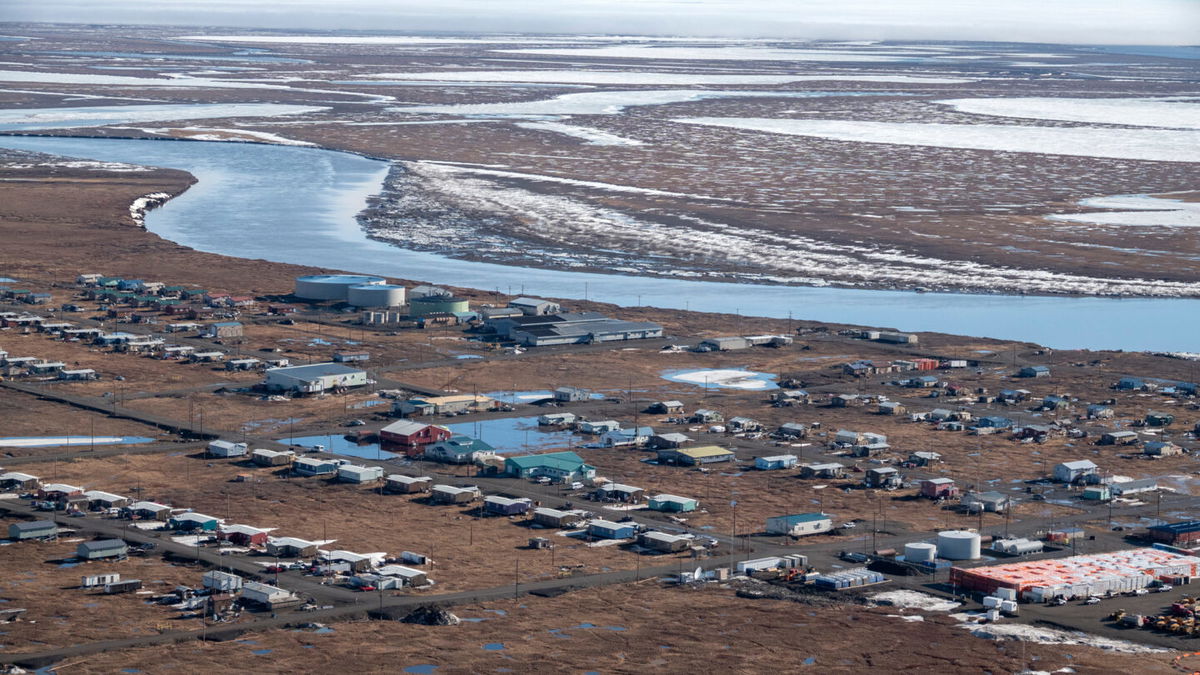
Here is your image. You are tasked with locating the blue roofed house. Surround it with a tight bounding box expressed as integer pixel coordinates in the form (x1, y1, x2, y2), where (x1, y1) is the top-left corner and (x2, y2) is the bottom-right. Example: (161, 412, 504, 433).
(1115, 377, 1145, 391)
(975, 416, 1014, 429)
(424, 435, 496, 464)
(587, 520, 637, 540)
(505, 451, 596, 483)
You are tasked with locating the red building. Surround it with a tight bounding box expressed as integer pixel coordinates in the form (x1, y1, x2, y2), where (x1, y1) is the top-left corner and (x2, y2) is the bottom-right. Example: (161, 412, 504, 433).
(219, 525, 270, 547)
(913, 358, 941, 371)
(379, 420, 451, 449)
(919, 478, 958, 499)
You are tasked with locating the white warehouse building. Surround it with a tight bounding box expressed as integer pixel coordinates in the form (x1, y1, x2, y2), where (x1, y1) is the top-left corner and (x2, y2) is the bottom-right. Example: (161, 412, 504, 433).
(263, 363, 368, 394)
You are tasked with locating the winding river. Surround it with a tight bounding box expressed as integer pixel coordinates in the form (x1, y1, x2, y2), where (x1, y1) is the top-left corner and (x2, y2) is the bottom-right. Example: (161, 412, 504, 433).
(0, 134, 1196, 352)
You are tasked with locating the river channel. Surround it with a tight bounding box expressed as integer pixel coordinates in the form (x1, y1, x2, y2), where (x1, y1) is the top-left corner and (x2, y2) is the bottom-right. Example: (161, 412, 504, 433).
(0, 134, 1195, 352)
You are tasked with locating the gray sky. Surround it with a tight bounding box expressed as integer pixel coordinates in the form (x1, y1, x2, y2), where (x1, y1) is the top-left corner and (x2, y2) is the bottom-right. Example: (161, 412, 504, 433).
(5, 0, 1198, 45)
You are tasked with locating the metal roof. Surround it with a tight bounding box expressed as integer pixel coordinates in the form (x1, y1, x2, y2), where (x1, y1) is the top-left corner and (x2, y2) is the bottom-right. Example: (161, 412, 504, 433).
(771, 513, 830, 525)
(267, 362, 364, 379)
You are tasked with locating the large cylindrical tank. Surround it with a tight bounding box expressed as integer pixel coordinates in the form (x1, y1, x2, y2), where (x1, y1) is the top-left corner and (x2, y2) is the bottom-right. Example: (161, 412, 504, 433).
(346, 283, 406, 308)
(409, 295, 469, 317)
(937, 530, 982, 560)
(904, 542, 937, 563)
(294, 274, 385, 301)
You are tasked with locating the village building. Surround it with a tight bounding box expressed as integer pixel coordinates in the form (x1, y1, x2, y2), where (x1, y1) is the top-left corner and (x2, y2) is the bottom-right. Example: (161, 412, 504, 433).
(1053, 460, 1099, 484)
(647, 432, 693, 450)
(553, 386, 591, 402)
(219, 524, 270, 547)
(385, 475, 432, 494)
(528, 507, 580, 529)
(864, 467, 902, 490)
(266, 537, 321, 558)
(647, 494, 698, 513)
(648, 400, 685, 415)
(423, 436, 495, 464)
(656, 446, 735, 466)
(505, 451, 596, 483)
(755, 454, 799, 471)
(430, 484, 481, 504)
(252, 449, 295, 467)
(379, 420, 452, 448)
(9, 520, 57, 540)
(587, 520, 637, 540)
(206, 440, 248, 458)
(595, 482, 644, 503)
(293, 457, 339, 476)
(263, 363, 368, 395)
(76, 539, 128, 561)
(961, 490, 1011, 513)
(484, 496, 532, 516)
(337, 464, 384, 484)
(799, 463, 845, 479)
(637, 531, 693, 553)
(765, 513, 833, 537)
(919, 478, 958, 500)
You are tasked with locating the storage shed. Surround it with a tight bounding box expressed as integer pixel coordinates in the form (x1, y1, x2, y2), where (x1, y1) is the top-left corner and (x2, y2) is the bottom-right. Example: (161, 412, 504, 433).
(206, 440, 248, 458)
(9, 520, 57, 540)
(337, 464, 384, 484)
(76, 539, 128, 560)
(385, 475, 432, 494)
(532, 507, 584, 529)
(638, 531, 693, 553)
(755, 454, 798, 471)
(430, 484, 481, 504)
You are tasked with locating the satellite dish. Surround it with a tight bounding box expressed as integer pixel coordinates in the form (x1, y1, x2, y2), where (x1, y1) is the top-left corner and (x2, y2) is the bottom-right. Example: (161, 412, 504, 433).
(694, 566, 703, 580)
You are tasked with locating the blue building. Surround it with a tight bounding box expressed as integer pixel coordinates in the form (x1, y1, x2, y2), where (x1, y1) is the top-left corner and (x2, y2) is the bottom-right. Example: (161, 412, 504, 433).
(975, 416, 1014, 429)
(588, 520, 636, 539)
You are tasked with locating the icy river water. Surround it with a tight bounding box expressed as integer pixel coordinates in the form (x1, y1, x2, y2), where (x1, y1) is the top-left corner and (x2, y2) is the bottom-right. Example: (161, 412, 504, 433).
(0, 134, 1196, 352)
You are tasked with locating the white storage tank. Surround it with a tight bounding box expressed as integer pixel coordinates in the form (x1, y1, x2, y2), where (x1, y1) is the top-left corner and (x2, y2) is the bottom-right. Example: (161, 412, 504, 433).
(347, 283, 406, 308)
(294, 274, 386, 301)
(937, 530, 981, 560)
(904, 542, 937, 563)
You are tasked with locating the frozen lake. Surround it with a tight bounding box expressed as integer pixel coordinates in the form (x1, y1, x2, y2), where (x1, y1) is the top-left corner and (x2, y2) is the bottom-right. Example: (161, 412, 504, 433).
(0, 133, 1196, 351)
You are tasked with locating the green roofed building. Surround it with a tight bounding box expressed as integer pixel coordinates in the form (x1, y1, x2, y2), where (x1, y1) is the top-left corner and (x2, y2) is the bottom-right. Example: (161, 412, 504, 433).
(505, 451, 596, 483)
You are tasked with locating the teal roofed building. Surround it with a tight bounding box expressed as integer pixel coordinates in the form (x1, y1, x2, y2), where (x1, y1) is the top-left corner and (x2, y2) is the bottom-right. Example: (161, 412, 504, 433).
(424, 435, 495, 464)
(505, 451, 596, 482)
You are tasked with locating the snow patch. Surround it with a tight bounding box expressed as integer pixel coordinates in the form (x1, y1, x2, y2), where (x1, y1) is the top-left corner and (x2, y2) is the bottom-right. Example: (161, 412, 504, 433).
(514, 121, 643, 146)
(130, 192, 171, 227)
(1047, 194, 1200, 227)
(869, 590, 961, 612)
(959, 620, 1168, 654)
(391, 89, 886, 117)
(0, 104, 326, 131)
(938, 97, 1200, 130)
(676, 117, 1200, 163)
(368, 69, 975, 85)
